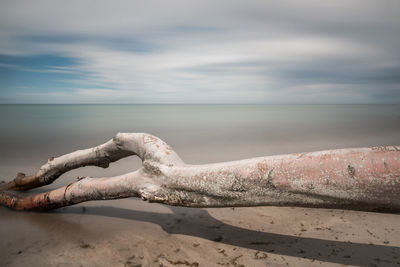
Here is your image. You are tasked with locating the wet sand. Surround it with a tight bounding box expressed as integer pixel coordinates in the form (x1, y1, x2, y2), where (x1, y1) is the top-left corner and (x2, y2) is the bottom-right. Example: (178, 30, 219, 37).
(0, 105, 399, 266)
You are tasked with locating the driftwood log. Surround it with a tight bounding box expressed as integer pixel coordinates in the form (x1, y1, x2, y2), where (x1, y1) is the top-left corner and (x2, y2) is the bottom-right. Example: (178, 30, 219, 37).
(0, 133, 399, 212)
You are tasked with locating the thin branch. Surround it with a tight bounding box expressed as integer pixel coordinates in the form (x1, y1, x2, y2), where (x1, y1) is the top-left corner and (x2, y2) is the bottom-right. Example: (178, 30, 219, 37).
(0, 133, 183, 191)
(0, 170, 152, 211)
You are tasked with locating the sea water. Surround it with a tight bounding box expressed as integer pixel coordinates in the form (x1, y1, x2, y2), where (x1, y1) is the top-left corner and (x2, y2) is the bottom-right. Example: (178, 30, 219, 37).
(0, 104, 399, 189)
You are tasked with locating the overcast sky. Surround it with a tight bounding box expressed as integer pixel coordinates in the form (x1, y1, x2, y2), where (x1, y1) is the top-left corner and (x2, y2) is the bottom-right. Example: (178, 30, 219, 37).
(0, 0, 399, 104)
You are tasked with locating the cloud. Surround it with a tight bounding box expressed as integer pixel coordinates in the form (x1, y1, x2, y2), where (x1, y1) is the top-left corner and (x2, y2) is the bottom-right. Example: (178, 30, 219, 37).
(76, 88, 118, 96)
(0, 0, 399, 103)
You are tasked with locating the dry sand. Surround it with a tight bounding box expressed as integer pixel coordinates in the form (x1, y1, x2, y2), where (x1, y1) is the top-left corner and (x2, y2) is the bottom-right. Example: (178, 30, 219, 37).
(1, 197, 399, 267)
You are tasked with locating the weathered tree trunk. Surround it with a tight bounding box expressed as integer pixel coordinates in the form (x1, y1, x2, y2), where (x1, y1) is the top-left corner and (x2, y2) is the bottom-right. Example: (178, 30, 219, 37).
(0, 133, 399, 212)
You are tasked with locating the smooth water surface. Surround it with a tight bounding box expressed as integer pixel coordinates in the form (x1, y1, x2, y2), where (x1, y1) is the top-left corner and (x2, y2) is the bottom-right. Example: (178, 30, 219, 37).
(0, 104, 399, 188)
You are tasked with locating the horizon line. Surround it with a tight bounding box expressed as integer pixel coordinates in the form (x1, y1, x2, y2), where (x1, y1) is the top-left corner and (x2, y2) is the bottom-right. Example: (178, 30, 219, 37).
(1, 103, 399, 105)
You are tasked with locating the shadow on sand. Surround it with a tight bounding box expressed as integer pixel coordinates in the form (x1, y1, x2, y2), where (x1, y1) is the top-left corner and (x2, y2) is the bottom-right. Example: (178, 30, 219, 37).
(62, 205, 399, 266)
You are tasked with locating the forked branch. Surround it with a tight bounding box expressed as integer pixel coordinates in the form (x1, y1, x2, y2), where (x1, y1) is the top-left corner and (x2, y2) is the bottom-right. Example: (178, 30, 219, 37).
(0, 133, 399, 212)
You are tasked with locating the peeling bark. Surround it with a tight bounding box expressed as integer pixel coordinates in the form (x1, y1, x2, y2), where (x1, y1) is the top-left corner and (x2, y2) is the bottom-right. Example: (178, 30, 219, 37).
(0, 133, 399, 212)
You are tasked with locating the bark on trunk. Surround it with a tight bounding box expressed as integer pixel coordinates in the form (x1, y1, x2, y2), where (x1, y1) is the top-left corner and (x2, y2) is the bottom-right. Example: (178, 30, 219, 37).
(0, 133, 399, 212)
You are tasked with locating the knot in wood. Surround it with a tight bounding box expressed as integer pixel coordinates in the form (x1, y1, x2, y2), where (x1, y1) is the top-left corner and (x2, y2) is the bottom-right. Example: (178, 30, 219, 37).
(142, 161, 163, 176)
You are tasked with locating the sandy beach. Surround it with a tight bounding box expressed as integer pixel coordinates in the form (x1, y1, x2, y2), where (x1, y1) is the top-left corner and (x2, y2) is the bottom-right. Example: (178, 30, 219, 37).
(0, 105, 399, 266)
(1, 199, 399, 266)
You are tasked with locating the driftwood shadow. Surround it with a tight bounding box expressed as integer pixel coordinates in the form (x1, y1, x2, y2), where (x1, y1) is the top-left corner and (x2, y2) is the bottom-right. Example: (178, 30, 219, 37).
(63, 204, 399, 266)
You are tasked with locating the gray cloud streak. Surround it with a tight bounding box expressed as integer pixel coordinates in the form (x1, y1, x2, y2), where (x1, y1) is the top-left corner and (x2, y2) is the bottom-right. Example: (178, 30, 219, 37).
(0, 0, 399, 103)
